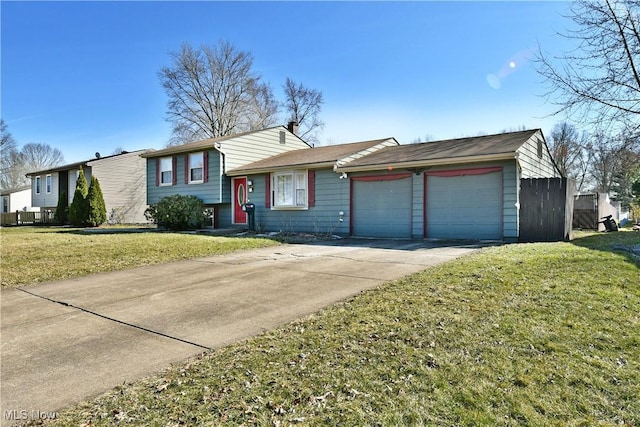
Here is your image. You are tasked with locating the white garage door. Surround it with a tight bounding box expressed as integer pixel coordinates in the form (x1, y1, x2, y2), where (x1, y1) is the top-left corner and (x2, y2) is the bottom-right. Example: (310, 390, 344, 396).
(426, 171, 502, 240)
(352, 175, 412, 238)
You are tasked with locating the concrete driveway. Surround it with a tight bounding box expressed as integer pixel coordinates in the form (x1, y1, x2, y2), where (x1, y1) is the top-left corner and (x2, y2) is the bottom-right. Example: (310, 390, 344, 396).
(1, 239, 481, 425)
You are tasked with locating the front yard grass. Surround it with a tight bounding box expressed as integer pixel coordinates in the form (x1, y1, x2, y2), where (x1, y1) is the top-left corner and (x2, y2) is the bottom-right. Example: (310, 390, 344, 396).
(0, 226, 279, 288)
(46, 231, 639, 426)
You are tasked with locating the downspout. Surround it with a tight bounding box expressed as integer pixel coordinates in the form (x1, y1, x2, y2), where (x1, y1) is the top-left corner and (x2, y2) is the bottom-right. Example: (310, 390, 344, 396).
(217, 143, 226, 203)
(514, 152, 522, 240)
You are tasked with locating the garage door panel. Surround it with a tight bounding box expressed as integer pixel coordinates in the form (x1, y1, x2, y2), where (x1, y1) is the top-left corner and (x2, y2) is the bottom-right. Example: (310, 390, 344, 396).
(426, 172, 502, 240)
(352, 177, 412, 238)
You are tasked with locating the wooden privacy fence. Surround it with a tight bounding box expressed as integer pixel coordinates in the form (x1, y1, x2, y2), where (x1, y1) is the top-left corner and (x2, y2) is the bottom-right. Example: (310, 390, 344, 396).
(519, 178, 575, 242)
(0, 211, 56, 226)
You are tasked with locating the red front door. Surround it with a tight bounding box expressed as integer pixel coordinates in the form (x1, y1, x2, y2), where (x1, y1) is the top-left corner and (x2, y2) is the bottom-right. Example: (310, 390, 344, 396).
(233, 177, 247, 224)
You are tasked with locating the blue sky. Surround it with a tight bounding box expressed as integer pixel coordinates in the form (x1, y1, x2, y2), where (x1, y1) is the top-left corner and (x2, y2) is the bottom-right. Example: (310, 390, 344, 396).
(2, 1, 573, 164)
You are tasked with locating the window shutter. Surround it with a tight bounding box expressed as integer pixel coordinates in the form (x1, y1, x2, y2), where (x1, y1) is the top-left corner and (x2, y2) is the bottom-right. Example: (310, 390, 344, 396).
(184, 156, 189, 184)
(172, 156, 177, 185)
(203, 152, 209, 183)
(308, 170, 315, 207)
(265, 174, 271, 208)
(155, 158, 160, 186)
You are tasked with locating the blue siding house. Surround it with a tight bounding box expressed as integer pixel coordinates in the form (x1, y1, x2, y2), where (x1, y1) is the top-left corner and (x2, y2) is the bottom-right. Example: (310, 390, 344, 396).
(225, 129, 560, 241)
(142, 125, 310, 227)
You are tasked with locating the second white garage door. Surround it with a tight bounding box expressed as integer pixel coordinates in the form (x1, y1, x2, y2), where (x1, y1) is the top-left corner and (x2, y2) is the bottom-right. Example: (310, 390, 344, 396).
(426, 170, 503, 240)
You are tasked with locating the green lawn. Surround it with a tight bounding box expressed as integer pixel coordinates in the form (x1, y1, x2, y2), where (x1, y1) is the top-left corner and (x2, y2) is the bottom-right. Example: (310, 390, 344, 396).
(45, 231, 639, 426)
(0, 226, 279, 288)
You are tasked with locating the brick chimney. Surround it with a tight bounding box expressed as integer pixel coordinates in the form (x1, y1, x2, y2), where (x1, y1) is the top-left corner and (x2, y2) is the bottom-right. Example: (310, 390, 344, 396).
(287, 121, 299, 135)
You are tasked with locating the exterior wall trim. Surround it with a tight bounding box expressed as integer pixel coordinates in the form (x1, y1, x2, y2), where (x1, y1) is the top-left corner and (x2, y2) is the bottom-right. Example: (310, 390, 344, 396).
(351, 172, 412, 182)
(425, 166, 503, 177)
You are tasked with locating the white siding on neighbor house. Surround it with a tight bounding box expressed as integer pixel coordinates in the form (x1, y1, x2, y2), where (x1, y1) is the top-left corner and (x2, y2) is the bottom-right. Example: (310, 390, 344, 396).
(88, 151, 148, 223)
(220, 127, 310, 172)
(2, 188, 37, 212)
(67, 167, 93, 204)
(517, 131, 560, 178)
(31, 172, 60, 209)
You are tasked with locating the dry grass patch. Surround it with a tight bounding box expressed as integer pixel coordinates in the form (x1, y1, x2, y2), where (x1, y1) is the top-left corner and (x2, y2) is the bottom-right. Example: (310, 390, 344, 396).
(1, 227, 279, 288)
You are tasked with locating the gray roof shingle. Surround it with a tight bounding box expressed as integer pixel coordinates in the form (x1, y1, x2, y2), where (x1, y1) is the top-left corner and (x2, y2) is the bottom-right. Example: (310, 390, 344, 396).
(336, 129, 540, 170)
(227, 138, 395, 174)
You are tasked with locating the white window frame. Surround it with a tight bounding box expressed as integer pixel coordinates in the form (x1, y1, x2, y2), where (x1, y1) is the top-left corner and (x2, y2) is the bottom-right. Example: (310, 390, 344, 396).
(188, 152, 204, 184)
(160, 157, 173, 186)
(45, 174, 52, 194)
(272, 170, 308, 210)
(35, 176, 42, 194)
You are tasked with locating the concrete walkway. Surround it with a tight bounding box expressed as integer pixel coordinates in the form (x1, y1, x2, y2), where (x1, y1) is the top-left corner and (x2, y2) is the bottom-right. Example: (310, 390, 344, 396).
(1, 239, 481, 425)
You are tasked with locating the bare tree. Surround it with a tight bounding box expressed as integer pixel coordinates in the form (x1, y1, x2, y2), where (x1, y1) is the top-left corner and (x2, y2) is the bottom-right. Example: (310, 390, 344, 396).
(1, 124, 65, 189)
(159, 41, 279, 146)
(282, 77, 324, 144)
(1, 120, 26, 189)
(1, 119, 16, 150)
(549, 122, 590, 190)
(21, 142, 64, 174)
(410, 134, 434, 144)
(537, 0, 640, 136)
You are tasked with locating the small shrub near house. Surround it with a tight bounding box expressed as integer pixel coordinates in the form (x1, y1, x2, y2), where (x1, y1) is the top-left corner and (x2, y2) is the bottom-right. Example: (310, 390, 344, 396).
(86, 176, 107, 227)
(54, 191, 69, 225)
(68, 167, 89, 226)
(68, 167, 107, 227)
(145, 194, 206, 231)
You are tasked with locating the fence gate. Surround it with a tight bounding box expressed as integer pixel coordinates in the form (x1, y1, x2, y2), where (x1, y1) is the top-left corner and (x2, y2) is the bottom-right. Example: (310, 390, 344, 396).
(573, 194, 598, 229)
(519, 178, 575, 242)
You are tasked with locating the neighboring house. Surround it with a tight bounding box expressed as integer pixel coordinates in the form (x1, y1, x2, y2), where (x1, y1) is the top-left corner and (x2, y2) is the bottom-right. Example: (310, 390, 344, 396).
(227, 129, 560, 241)
(26, 150, 149, 224)
(0, 185, 38, 213)
(142, 125, 311, 227)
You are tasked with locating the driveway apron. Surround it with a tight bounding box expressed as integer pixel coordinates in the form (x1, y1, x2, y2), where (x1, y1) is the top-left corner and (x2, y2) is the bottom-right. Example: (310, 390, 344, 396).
(1, 240, 481, 425)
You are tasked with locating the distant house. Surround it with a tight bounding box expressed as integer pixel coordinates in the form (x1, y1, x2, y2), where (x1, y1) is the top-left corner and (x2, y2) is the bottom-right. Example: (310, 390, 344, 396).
(26, 150, 149, 224)
(226, 129, 560, 241)
(1, 185, 38, 214)
(141, 125, 310, 227)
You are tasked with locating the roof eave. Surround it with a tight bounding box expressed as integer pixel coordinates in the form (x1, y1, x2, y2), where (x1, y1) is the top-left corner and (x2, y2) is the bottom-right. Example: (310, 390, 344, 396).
(335, 152, 517, 173)
(25, 160, 89, 177)
(140, 143, 220, 158)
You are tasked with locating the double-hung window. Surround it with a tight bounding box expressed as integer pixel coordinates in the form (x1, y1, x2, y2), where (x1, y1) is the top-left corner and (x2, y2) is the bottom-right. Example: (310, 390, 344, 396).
(46, 174, 52, 194)
(273, 170, 308, 209)
(160, 157, 173, 185)
(188, 152, 204, 184)
(35, 176, 42, 194)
